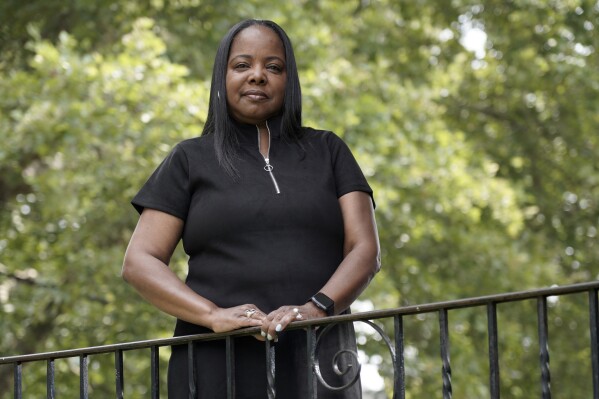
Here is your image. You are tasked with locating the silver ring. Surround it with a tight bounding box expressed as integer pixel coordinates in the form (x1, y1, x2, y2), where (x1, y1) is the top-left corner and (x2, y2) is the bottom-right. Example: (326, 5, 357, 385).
(245, 308, 256, 318)
(293, 307, 303, 320)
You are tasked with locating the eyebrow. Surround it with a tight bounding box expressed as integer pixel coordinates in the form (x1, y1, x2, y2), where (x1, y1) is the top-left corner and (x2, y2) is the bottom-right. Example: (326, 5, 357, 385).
(229, 54, 285, 63)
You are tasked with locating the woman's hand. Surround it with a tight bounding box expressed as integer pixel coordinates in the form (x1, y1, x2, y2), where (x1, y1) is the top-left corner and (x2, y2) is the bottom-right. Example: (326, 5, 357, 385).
(209, 304, 266, 333)
(261, 302, 326, 341)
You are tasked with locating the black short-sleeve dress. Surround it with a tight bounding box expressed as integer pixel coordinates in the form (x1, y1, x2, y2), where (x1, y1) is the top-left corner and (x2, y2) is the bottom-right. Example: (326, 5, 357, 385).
(132, 115, 374, 398)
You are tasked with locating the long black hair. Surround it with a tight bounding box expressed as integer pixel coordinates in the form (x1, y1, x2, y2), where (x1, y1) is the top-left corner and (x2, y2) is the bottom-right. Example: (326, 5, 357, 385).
(202, 19, 303, 177)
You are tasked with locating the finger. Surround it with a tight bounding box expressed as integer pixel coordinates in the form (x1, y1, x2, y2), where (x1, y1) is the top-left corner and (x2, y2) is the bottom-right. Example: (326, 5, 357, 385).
(263, 316, 281, 341)
(242, 318, 263, 328)
(240, 305, 267, 321)
(251, 309, 267, 322)
(274, 313, 294, 333)
(233, 306, 264, 330)
(291, 306, 304, 320)
(267, 307, 298, 340)
(253, 333, 266, 342)
(264, 311, 277, 323)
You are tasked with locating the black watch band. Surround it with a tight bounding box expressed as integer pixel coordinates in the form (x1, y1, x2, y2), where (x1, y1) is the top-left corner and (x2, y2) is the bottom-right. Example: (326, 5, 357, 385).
(311, 292, 335, 316)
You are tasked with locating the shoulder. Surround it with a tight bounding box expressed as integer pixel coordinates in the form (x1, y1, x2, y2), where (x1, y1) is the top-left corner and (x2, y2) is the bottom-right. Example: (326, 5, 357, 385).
(301, 127, 345, 146)
(175, 135, 213, 152)
(155, 136, 214, 173)
(301, 127, 354, 156)
(167, 135, 214, 161)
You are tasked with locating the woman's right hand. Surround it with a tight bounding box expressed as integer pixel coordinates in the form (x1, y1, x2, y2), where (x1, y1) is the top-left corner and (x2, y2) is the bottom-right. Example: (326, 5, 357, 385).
(208, 304, 266, 333)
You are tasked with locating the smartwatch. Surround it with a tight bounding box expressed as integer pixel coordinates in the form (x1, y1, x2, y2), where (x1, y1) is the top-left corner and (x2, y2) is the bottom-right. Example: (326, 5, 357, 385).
(311, 292, 335, 316)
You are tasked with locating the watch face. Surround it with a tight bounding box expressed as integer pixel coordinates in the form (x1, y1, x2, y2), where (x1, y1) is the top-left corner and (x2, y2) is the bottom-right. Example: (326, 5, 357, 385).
(312, 293, 334, 315)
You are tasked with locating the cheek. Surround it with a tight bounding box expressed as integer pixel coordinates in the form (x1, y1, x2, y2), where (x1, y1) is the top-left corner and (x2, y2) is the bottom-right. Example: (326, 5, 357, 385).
(225, 74, 239, 91)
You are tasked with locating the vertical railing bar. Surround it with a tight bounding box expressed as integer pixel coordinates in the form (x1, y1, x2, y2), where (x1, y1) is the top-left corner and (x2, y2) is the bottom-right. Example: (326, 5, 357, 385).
(47, 359, 56, 399)
(187, 341, 196, 399)
(589, 289, 599, 399)
(537, 296, 551, 399)
(306, 327, 317, 399)
(439, 308, 452, 399)
(226, 336, 236, 399)
(80, 355, 89, 399)
(394, 315, 405, 399)
(151, 345, 160, 399)
(265, 339, 276, 399)
(487, 302, 501, 399)
(14, 362, 22, 399)
(115, 349, 124, 399)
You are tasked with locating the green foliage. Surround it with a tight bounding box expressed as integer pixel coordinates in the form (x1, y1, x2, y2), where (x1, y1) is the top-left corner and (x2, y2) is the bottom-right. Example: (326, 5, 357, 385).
(0, 19, 205, 396)
(1, 0, 598, 397)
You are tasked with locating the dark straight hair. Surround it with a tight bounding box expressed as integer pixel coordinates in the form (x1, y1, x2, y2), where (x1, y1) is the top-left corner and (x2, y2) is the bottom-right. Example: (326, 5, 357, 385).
(202, 19, 303, 177)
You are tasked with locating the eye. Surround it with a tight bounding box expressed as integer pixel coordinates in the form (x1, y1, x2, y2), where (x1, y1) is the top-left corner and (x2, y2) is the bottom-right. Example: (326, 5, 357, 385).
(267, 64, 283, 73)
(234, 62, 250, 70)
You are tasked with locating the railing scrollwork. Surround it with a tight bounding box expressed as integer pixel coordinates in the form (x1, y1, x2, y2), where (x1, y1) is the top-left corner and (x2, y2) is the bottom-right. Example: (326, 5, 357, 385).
(311, 320, 396, 394)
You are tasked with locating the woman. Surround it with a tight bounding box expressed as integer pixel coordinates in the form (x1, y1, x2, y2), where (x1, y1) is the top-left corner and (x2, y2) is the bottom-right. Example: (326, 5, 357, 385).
(122, 19, 380, 398)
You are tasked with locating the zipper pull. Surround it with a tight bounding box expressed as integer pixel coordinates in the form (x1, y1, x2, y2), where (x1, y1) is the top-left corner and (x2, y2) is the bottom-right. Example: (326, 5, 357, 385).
(264, 158, 274, 172)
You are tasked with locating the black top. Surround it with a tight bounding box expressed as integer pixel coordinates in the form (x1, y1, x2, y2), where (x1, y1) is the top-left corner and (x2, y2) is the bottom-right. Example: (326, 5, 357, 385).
(132, 115, 373, 398)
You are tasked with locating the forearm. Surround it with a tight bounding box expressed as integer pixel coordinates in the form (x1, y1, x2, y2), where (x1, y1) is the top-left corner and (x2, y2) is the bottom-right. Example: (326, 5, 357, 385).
(122, 253, 217, 328)
(313, 191, 381, 315)
(316, 243, 380, 314)
(123, 209, 265, 334)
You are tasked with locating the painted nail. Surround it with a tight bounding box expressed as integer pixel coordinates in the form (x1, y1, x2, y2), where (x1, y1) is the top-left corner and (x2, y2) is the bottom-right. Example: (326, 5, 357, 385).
(275, 324, 282, 332)
(261, 331, 266, 337)
(267, 334, 273, 341)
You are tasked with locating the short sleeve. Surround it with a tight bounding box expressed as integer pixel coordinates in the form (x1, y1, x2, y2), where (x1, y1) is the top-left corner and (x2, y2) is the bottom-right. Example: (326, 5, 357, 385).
(327, 132, 375, 208)
(131, 144, 191, 220)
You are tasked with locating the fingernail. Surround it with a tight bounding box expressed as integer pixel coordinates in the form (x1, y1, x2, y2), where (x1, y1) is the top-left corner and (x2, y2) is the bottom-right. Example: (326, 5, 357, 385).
(275, 324, 282, 332)
(267, 334, 273, 341)
(261, 331, 266, 337)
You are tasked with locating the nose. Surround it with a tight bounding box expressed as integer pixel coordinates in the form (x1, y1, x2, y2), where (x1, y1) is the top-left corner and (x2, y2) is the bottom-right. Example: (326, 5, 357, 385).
(249, 65, 267, 85)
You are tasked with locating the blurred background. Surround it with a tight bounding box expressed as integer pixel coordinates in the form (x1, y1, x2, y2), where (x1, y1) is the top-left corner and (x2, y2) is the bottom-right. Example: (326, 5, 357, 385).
(1, 0, 598, 397)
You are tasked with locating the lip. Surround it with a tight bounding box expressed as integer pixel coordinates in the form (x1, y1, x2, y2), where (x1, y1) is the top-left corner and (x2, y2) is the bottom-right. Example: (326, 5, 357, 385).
(242, 90, 269, 100)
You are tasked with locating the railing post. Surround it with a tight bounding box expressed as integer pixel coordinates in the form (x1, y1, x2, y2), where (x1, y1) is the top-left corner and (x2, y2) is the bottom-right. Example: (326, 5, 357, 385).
(226, 336, 235, 399)
(487, 302, 500, 399)
(589, 289, 599, 399)
(151, 346, 160, 399)
(394, 315, 405, 399)
(306, 327, 317, 398)
(439, 308, 452, 399)
(115, 349, 124, 399)
(537, 296, 551, 399)
(265, 339, 276, 398)
(47, 359, 56, 399)
(14, 362, 22, 399)
(187, 342, 196, 399)
(80, 355, 89, 399)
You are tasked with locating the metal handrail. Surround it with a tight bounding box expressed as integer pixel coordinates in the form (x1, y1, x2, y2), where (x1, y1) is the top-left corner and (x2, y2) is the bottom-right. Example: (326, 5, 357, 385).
(2, 280, 598, 364)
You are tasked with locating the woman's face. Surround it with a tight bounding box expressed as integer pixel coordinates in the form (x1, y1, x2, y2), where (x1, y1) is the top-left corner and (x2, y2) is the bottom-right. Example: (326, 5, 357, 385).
(226, 25, 287, 126)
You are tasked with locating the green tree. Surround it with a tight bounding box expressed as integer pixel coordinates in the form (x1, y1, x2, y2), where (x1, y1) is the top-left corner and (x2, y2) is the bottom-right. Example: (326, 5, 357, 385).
(1, 1, 597, 397)
(0, 19, 207, 396)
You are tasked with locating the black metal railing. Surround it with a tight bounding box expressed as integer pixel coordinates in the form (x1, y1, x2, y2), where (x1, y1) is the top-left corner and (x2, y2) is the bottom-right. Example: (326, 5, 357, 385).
(2, 280, 599, 398)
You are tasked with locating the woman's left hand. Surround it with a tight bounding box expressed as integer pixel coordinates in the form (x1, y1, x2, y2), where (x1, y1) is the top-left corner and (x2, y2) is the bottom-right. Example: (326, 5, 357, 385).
(261, 302, 326, 341)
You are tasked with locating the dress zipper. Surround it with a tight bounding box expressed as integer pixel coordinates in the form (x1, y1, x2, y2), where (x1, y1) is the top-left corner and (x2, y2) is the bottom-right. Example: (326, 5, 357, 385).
(257, 122, 281, 194)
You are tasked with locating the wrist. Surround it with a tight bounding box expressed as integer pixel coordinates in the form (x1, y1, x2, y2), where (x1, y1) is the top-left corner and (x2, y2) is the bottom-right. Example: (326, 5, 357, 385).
(305, 301, 327, 317)
(200, 303, 220, 330)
